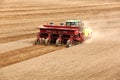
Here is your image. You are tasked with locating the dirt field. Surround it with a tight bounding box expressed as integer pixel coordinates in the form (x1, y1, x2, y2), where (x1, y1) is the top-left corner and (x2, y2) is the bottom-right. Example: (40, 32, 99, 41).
(0, 0, 120, 80)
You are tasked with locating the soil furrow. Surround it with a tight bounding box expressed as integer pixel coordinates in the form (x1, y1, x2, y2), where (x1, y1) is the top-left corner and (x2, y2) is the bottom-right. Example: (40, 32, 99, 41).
(0, 45, 65, 68)
(0, 6, 119, 19)
(0, 3, 119, 13)
(0, 33, 36, 44)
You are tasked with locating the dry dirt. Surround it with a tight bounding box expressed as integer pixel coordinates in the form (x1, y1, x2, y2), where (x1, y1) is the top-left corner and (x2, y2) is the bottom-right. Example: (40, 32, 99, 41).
(0, 0, 120, 80)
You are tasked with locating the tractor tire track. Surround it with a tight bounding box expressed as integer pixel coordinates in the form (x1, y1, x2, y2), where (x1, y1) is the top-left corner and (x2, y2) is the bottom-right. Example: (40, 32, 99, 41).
(0, 45, 65, 68)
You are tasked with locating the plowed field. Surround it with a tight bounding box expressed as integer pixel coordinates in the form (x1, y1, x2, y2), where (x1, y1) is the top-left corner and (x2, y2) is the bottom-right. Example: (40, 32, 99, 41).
(0, 0, 120, 80)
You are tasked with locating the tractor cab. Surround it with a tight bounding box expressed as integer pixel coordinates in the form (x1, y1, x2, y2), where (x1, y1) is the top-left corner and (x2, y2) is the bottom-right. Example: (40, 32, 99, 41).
(66, 20, 83, 27)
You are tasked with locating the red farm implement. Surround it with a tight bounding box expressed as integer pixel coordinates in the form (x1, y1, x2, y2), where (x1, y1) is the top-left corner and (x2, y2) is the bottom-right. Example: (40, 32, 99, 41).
(35, 20, 92, 47)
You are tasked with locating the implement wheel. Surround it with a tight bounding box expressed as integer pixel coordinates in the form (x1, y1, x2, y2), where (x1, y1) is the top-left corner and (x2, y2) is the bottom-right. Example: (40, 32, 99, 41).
(66, 40, 72, 47)
(41, 38, 45, 44)
(34, 39, 40, 45)
(56, 39, 62, 47)
(45, 38, 50, 45)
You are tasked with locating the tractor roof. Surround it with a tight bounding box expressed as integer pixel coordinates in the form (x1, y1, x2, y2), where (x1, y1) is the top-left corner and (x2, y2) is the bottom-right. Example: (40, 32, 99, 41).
(66, 20, 82, 23)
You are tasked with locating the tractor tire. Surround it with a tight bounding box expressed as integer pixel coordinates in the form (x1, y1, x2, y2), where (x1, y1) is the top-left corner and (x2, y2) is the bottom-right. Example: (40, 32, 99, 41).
(66, 40, 72, 47)
(45, 38, 50, 45)
(56, 39, 61, 47)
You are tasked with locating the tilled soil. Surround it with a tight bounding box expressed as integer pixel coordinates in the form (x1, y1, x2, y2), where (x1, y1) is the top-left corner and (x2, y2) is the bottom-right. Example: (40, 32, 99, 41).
(0, 0, 120, 80)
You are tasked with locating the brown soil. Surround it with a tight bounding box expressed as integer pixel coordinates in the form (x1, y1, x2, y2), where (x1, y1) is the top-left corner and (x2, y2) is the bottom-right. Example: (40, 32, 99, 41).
(0, 45, 65, 68)
(0, 0, 120, 80)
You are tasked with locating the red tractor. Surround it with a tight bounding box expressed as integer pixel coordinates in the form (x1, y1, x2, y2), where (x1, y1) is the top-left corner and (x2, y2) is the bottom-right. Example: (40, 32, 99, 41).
(35, 20, 92, 47)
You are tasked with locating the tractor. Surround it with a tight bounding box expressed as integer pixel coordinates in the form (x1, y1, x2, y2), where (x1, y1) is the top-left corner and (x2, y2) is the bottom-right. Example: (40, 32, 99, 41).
(35, 20, 92, 47)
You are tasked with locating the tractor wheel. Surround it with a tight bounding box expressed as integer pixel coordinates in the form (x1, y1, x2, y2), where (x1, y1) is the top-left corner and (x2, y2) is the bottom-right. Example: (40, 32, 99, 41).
(66, 40, 72, 47)
(56, 39, 62, 47)
(45, 38, 50, 45)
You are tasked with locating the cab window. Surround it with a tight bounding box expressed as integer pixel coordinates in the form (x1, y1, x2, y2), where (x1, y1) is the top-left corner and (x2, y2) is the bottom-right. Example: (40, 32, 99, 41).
(66, 22, 75, 26)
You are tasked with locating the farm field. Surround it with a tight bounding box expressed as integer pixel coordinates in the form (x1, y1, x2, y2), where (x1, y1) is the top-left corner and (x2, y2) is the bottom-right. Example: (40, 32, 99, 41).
(0, 0, 120, 80)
